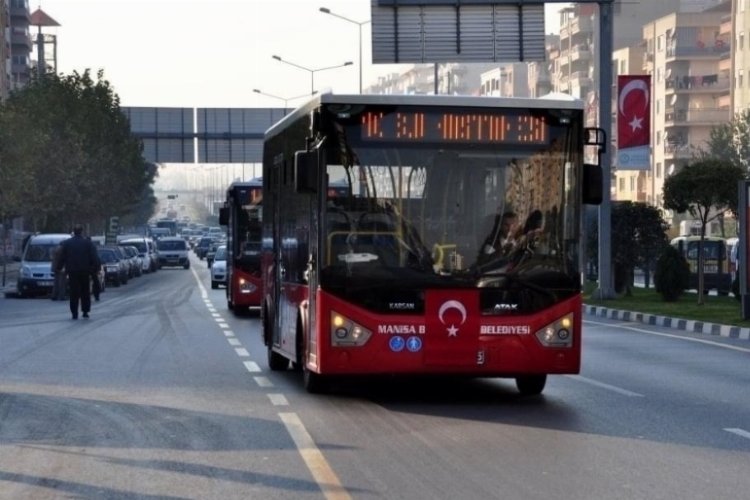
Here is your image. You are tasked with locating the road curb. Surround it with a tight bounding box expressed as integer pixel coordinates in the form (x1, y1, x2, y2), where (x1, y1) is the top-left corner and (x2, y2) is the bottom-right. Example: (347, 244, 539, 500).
(583, 304, 750, 341)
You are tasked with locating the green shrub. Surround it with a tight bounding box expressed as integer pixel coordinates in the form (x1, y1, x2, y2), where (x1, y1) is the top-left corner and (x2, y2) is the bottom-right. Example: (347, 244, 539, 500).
(654, 246, 690, 301)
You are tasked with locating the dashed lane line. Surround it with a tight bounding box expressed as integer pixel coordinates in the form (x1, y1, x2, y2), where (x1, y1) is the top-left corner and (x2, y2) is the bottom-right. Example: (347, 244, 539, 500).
(227, 338, 241, 346)
(268, 394, 289, 406)
(279, 412, 351, 500)
(235, 348, 250, 357)
(254, 376, 274, 387)
(243, 361, 261, 373)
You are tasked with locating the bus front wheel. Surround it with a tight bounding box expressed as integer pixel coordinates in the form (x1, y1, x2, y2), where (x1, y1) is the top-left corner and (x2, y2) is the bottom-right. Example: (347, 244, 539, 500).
(303, 366, 328, 394)
(268, 345, 290, 371)
(515, 375, 546, 396)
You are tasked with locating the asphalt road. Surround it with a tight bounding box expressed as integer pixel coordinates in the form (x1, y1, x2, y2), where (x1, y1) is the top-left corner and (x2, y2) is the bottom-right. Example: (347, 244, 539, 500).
(1, 254, 748, 499)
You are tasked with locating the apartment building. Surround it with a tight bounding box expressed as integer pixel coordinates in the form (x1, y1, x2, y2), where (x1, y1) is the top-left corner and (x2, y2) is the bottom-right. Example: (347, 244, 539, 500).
(642, 8, 731, 213)
(478, 63, 530, 98)
(733, 0, 750, 112)
(1, 0, 9, 100)
(8, 0, 30, 90)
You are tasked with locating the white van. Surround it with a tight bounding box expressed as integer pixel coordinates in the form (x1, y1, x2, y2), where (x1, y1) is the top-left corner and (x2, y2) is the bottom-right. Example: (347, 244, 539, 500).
(119, 237, 158, 273)
(17, 233, 70, 297)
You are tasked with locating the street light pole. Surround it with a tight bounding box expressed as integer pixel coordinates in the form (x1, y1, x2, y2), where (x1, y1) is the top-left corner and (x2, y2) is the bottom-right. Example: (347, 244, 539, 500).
(253, 88, 311, 115)
(272, 55, 352, 95)
(319, 7, 371, 94)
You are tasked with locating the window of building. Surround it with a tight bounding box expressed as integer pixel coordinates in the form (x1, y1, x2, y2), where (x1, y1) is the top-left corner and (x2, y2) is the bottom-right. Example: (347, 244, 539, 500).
(656, 162, 662, 179)
(656, 131, 661, 145)
(741, 32, 745, 50)
(657, 35, 664, 51)
(656, 98, 661, 114)
(619, 178, 625, 191)
(740, 69, 744, 89)
(630, 177, 635, 191)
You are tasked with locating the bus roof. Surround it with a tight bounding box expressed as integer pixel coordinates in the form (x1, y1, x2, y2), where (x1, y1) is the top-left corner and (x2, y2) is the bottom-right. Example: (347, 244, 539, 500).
(227, 177, 262, 190)
(264, 91, 585, 141)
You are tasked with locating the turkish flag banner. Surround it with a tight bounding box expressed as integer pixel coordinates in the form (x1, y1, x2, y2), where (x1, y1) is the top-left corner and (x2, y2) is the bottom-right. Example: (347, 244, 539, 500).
(617, 75, 651, 170)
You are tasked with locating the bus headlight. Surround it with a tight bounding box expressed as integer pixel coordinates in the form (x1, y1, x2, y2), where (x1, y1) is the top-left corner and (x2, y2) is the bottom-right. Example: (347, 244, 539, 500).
(535, 313, 574, 347)
(238, 278, 257, 294)
(330, 311, 372, 347)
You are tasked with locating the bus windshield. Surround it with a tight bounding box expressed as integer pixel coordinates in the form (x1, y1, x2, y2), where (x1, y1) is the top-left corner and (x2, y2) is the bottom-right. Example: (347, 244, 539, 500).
(321, 123, 579, 295)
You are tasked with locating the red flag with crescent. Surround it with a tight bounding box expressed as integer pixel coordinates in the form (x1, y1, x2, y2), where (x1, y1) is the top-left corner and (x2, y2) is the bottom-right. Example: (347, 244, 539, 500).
(617, 75, 651, 149)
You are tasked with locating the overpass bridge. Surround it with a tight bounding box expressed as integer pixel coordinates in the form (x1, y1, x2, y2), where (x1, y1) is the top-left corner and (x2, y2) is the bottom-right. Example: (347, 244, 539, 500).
(121, 107, 289, 164)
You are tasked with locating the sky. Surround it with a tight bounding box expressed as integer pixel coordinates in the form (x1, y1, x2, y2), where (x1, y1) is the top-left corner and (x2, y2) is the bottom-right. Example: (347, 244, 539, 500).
(35, 0, 569, 109)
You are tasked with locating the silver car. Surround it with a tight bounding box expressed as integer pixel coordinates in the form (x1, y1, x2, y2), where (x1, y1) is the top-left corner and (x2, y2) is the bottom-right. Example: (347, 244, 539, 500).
(210, 245, 227, 289)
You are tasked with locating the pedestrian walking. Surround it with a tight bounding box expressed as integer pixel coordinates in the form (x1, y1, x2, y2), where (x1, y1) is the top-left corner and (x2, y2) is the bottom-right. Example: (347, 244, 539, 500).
(56, 225, 98, 319)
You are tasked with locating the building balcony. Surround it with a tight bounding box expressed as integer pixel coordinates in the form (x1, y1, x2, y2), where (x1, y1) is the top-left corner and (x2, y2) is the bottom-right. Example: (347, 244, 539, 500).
(569, 16, 593, 35)
(663, 143, 693, 159)
(720, 15, 731, 36)
(719, 57, 731, 72)
(11, 32, 31, 49)
(570, 44, 592, 62)
(666, 42, 730, 60)
(664, 107, 729, 126)
(665, 75, 729, 94)
(570, 70, 592, 87)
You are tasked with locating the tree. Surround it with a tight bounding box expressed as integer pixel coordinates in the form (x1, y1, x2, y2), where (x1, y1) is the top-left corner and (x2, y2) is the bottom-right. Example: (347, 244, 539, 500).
(663, 159, 746, 304)
(611, 201, 669, 296)
(699, 109, 750, 173)
(584, 202, 668, 295)
(0, 70, 156, 232)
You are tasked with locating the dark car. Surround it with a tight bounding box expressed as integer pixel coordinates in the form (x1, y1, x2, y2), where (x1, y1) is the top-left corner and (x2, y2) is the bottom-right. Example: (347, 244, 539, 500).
(97, 246, 129, 286)
(195, 237, 213, 260)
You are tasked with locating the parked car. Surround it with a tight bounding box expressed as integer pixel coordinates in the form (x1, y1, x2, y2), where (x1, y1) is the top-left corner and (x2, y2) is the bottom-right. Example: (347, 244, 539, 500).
(16, 233, 70, 297)
(119, 245, 142, 277)
(210, 245, 227, 289)
(97, 246, 129, 286)
(119, 237, 158, 273)
(156, 237, 190, 269)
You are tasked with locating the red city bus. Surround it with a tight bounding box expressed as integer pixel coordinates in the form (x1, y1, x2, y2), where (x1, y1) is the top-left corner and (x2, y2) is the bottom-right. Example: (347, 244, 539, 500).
(261, 92, 603, 394)
(218, 178, 263, 313)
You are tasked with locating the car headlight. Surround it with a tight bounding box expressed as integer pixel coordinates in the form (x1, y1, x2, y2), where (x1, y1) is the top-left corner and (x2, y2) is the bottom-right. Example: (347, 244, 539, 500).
(238, 278, 257, 293)
(535, 313, 574, 347)
(21, 266, 32, 278)
(330, 311, 372, 347)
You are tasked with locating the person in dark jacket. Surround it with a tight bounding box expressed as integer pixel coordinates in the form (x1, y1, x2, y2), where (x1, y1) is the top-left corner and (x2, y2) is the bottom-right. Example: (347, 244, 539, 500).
(57, 225, 97, 319)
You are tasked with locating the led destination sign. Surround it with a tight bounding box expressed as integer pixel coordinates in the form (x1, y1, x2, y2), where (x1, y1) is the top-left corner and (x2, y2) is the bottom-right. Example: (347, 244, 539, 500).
(360, 109, 549, 145)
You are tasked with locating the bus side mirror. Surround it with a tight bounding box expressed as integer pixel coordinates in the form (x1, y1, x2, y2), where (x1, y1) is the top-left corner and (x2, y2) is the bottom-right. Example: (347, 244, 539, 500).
(582, 163, 602, 205)
(219, 207, 228, 226)
(295, 150, 319, 193)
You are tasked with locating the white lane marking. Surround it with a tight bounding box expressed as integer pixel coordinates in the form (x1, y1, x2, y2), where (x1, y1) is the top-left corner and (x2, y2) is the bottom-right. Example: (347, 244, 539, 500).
(211, 313, 221, 318)
(566, 375, 644, 397)
(224, 331, 235, 337)
(235, 347, 250, 357)
(279, 412, 350, 500)
(724, 428, 750, 440)
(227, 338, 241, 346)
(217, 322, 229, 329)
(254, 376, 274, 387)
(268, 394, 289, 406)
(243, 361, 261, 373)
(191, 266, 208, 295)
(585, 319, 750, 354)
